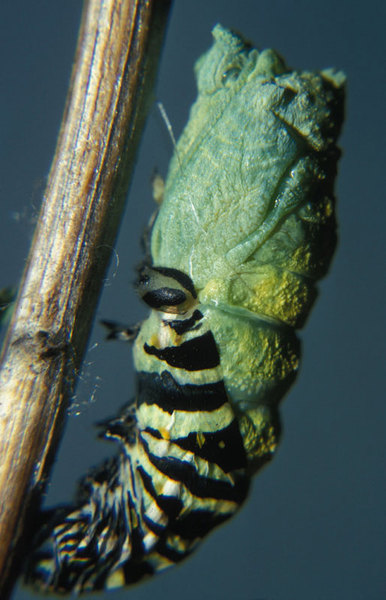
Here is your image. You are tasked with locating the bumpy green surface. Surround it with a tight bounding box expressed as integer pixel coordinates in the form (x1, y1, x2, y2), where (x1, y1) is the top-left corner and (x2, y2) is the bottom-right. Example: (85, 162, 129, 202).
(152, 25, 344, 321)
(143, 24, 344, 469)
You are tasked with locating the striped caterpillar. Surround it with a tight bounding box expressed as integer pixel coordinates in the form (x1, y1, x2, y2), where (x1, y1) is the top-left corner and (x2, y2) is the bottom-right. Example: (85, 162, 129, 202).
(26, 24, 345, 594)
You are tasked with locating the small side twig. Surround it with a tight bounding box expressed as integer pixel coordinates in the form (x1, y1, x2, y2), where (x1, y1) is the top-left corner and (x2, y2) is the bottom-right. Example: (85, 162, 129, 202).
(0, 0, 172, 596)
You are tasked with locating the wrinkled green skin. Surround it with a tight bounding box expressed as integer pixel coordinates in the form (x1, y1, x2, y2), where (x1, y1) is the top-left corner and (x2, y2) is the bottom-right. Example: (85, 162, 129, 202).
(138, 25, 345, 470)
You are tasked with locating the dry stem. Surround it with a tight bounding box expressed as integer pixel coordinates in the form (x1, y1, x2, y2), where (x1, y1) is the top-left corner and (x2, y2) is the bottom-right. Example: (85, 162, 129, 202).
(0, 0, 172, 595)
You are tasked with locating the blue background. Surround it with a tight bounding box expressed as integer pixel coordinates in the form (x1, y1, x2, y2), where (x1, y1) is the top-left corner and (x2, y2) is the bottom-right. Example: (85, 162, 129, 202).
(1, 1, 385, 599)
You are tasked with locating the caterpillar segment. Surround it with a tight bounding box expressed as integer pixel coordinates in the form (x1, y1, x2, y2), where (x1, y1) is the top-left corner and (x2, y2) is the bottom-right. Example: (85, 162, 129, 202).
(27, 268, 252, 593)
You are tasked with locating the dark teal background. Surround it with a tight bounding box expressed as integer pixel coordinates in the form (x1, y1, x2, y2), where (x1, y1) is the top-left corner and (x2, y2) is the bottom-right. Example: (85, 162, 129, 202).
(1, 1, 385, 599)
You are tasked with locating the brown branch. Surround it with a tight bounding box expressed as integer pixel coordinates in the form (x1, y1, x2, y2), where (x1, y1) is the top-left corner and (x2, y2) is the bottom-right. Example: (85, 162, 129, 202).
(0, 0, 172, 596)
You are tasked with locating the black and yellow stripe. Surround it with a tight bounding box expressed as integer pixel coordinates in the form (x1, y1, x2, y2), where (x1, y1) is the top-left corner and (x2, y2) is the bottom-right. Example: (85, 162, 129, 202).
(27, 267, 249, 594)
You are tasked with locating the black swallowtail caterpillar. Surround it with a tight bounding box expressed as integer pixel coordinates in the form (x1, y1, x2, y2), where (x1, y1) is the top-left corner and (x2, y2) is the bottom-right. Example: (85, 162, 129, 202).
(26, 24, 345, 594)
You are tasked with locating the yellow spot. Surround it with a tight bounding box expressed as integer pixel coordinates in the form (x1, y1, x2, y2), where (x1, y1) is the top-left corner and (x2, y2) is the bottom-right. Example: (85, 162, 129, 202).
(325, 197, 333, 217)
(106, 568, 125, 589)
(218, 440, 226, 449)
(149, 333, 160, 347)
(160, 427, 171, 440)
(130, 508, 139, 528)
(152, 172, 165, 205)
(196, 432, 206, 448)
